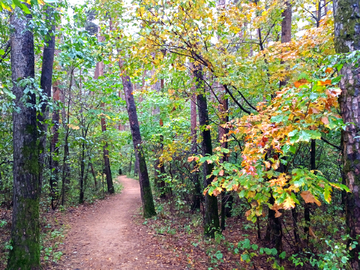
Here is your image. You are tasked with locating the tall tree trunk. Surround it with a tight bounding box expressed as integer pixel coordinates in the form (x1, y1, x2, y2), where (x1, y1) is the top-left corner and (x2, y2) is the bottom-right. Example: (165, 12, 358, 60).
(39, 6, 57, 209)
(121, 70, 156, 218)
(218, 87, 232, 230)
(281, 0, 300, 247)
(61, 128, 69, 206)
(194, 66, 219, 237)
(191, 93, 201, 210)
(151, 59, 166, 197)
(265, 1, 292, 251)
(279, 1, 292, 88)
(50, 82, 60, 210)
(38, 5, 56, 210)
(129, 151, 133, 175)
(8, 6, 41, 269)
(95, 50, 114, 194)
(79, 140, 86, 204)
(334, 1, 360, 267)
(60, 68, 73, 206)
(304, 140, 316, 243)
(38, 3, 55, 153)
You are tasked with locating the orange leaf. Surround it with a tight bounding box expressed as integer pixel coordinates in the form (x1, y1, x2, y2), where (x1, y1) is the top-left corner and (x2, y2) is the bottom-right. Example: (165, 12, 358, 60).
(309, 227, 317, 238)
(245, 210, 251, 217)
(301, 191, 321, 206)
(219, 170, 224, 176)
(309, 107, 320, 114)
(212, 188, 222, 196)
(294, 79, 309, 88)
(321, 117, 329, 125)
(325, 67, 333, 74)
(318, 80, 331, 86)
(187, 157, 195, 162)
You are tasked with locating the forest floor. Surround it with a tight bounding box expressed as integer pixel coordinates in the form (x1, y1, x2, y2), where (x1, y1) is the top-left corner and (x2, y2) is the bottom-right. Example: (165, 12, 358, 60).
(0, 175, 309, 269)
(55, 175, 182, 270)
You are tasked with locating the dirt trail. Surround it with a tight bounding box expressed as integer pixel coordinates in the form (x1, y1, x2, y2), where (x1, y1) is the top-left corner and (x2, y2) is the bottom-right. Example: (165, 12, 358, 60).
(58, 176, 179, 270)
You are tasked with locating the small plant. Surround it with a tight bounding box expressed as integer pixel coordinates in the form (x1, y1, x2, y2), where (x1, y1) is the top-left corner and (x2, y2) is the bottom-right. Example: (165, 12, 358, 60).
(308, 238, 354, 270)
(0, 220, 7, 228)
(207, 249, 224, 269)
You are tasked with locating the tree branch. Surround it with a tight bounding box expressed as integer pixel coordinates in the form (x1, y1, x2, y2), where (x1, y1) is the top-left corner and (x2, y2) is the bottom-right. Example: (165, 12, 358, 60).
(321, 137, 342, 151)
(223, 84, 251, 115)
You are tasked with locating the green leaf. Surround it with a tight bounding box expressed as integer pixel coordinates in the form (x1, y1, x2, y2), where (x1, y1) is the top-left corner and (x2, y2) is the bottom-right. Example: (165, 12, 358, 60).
(271, 114, 285, 123)
(279, 251, 286, 259)
(241, 253, 250, 262)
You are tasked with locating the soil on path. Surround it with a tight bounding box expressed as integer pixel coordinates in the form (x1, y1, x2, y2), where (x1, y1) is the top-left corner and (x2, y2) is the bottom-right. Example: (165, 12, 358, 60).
(57, 176, 180, 270)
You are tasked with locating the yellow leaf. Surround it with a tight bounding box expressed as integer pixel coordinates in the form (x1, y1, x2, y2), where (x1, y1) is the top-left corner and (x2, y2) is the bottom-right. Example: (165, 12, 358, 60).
(283, 197, 295, 210)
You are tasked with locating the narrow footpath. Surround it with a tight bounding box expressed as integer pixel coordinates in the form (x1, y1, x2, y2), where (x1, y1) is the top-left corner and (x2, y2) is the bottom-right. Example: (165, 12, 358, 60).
(57, 176, 180, 270)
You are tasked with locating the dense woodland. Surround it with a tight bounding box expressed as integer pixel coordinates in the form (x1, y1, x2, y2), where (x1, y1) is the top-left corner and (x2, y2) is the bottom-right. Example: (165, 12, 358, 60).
(0, 0, 360, 269)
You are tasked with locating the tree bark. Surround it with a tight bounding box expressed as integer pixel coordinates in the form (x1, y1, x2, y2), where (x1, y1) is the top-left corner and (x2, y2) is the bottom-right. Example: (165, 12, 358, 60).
(151, 59, 166, 197)
(94, 44, 114, 194)
(265, 1, 292, 251)
(38, 4, 55, 142)
(304, 140, 316, 243)
(39, 5, 56, 210)
(194, 66, 220, 237)
(279, 1, 292, 88)
(218, 87, 232, 230)
(121, 70, 156, 218)
(190, 92, 201, 210)
(334, 1, 360, 267)
(50, 82, 60, 210)
(8, 6, 41, 269)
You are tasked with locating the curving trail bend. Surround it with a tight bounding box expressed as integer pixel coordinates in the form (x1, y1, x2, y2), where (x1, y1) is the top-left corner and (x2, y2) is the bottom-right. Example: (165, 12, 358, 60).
(58, 175, 177, 270)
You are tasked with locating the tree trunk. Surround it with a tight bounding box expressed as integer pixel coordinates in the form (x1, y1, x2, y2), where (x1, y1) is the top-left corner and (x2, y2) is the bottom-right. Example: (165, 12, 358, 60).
(129, 151, 133, 175)
(38, 4, 56, 210)
(50, 82, 60, 210)
(265, 1, 292, 251)
(279, 1, 292, 88)
(334, 1, 360, 267)
(152, 60, 166, 197)
(79, 140, 86, 204)
(190, 92, 201, 210)
(121, 72, 156, 218)
(194, 66, 219, 237)
(61, 128, 69, 206)
(95, 55, 114, 194)
(218, 88, 232, 230)
(304, 140, 316, 243)
(90, 160, 97, 188)
(8, 6, 41, 269)
(60, 69, 73, 206)
(38, 4, 55, 147)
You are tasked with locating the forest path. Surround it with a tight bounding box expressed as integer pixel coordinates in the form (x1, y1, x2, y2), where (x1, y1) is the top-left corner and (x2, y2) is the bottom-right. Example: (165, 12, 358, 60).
(58, 175, 176, 270)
